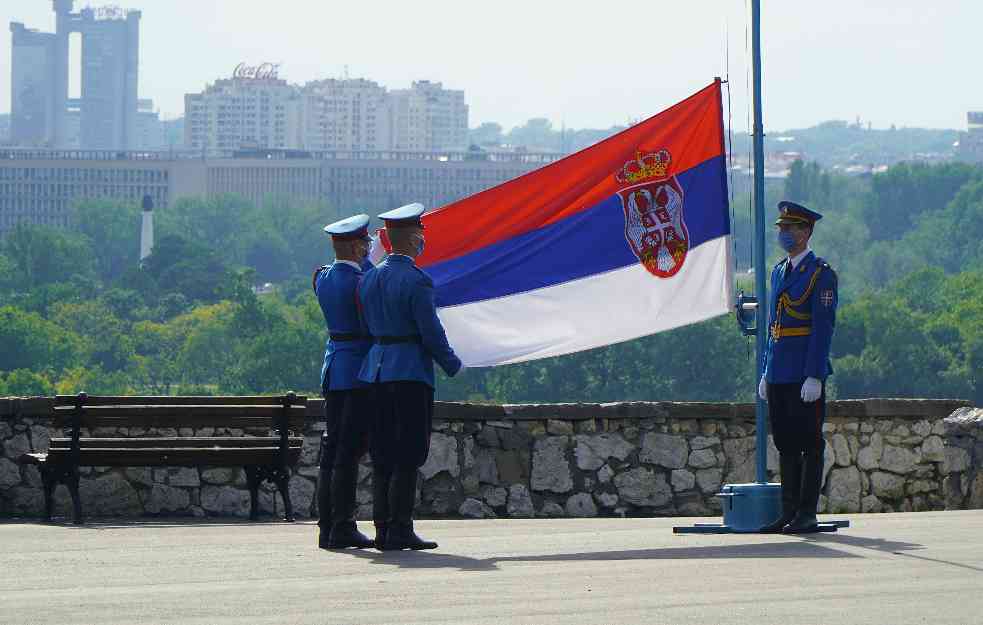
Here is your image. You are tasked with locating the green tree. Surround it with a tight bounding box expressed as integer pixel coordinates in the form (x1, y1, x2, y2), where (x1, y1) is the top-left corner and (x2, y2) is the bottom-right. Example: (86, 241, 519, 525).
(0, 306, 82, 373)
(72, 199, 141, 281)
(0, 223, 95, 289)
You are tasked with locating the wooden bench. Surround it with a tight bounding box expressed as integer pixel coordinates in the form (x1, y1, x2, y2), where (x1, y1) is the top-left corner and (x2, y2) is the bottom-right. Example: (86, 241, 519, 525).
(22, 392, 307, 524)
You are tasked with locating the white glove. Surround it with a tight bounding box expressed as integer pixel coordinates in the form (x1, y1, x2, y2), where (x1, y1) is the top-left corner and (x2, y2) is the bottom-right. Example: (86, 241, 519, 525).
(367, 232, 386, 266)
(800, 377, 822, 403)
(758, 376, 768, 401)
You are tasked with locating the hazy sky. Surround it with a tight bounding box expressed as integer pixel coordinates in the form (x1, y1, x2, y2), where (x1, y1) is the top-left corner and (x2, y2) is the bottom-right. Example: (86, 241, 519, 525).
(2, 1, 979, 132)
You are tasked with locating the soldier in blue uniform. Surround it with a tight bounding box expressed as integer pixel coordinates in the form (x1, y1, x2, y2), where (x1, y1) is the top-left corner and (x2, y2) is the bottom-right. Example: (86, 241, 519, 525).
(758, 201, 838, 534)
(358, 202, 462, 550)
(313, 214, 376, 549)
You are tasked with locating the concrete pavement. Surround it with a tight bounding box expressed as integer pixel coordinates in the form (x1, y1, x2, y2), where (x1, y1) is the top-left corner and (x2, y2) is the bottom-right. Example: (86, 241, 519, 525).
(1, 511, 982, 625)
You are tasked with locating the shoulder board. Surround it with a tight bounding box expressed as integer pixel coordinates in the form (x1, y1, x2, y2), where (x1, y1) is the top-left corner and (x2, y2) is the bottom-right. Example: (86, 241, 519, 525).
(311, 265, 328, 293)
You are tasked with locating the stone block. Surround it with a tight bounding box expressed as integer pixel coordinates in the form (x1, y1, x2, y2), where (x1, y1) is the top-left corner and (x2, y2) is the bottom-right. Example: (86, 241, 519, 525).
(124, 467, 154, 487)
(687, 448, 717, 469)
(0, 458, 22, 488)
(857, 433, 884, 471)
(690, 436, 720, 450)
(201, 486, 251, 516)
(597, 492, 619, 508)
(288, 477, 316, 518)
(80, 474, 142, 516)
(640, 433, 688, 469)
(475, 448, 499, 485)
(530, 437, 572, 493)
(496, 450, 529, 485)
(459, 498, 494, 518)
(880, 445, 918, 475)
(597, 464, 614, 483)
(613, 467, 671, 507)
(538, 501, 565, 517)
(565, 493, 598, 517)
(695, 468, 723, 494)
(476, 425, 500, 448)
(861, 494, 882, 513)
(573, 433, 634, 471)
(481, 485, 507, 508)
(832, 434, 851, 467)
(201, 468, 236, 485)
(671, 469, 695, 492)
(420, 433, 460, 480)
(827, 467, 861, 513)
(944, 447, 971, 474)
(870, 471, 906, 500)
(3, 434, 30, 459)
(167, 467, 200, 487)
(143, 484, 191, 514)
(507, 484, 534, 517)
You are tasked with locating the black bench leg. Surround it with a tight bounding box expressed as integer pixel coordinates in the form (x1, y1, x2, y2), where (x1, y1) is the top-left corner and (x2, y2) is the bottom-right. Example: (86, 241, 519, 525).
(275, 473, 294, 523)
(67, 472, 83, 525)
(245, 466, 261, 521)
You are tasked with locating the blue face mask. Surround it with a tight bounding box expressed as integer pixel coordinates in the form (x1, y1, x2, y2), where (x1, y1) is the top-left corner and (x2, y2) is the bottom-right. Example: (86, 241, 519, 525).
(778, 231, 797, 252)
(413, 235, 425, 256)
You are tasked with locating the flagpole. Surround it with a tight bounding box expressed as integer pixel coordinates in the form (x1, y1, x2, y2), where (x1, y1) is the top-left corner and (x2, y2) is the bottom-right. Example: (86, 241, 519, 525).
(751, 0, 768, 484)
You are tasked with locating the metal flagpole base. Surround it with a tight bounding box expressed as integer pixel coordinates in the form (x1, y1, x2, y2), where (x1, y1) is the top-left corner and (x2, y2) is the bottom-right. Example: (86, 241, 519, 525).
(672, 482, 850, 534)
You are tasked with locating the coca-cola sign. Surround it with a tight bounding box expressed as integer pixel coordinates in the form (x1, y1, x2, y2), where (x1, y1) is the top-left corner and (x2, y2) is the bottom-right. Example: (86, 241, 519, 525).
(233, 62, 281, 81)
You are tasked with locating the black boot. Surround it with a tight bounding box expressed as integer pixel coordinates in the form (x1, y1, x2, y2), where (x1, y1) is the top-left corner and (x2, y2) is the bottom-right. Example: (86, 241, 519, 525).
(327, 520, 375, 548)
(316, 469, 333, 549)
(760, 452, 802, 533)
(785, 449, 823, 534)
(382, 469, 437, 551)
(372, 466, 392, 551)
(315, 444, 334, 548)
(384, 521, 438, 551)
(373, 522, 389, 550)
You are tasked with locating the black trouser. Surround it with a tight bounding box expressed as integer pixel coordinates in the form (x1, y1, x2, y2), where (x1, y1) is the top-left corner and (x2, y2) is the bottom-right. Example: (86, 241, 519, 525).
(316, 388, 371, 528)
(767, 381, 826, 517)
(369, 381, 434, 526)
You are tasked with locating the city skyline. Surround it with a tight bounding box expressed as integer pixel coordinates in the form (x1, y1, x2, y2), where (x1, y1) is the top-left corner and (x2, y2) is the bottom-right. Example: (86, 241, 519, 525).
(3, 1, 981, 133)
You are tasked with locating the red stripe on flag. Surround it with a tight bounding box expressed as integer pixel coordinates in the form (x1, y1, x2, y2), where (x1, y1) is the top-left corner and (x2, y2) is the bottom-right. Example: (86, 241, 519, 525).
(416, 80, 725, 267)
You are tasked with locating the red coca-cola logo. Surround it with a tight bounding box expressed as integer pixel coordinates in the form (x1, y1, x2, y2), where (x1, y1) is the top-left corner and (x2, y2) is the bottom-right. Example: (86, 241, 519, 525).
(233, 62, 280, 80)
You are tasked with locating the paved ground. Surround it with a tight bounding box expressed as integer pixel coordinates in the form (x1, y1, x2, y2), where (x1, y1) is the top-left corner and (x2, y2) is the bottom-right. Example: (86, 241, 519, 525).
(2, 511, 982, 625)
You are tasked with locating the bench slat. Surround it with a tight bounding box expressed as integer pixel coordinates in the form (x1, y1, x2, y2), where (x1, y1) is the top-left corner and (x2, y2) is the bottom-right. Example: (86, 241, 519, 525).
(48, 437, 303, 450)
(41, 447, 302, 467)
(54, 395, 308, 407)
(51, 412, 306, 430)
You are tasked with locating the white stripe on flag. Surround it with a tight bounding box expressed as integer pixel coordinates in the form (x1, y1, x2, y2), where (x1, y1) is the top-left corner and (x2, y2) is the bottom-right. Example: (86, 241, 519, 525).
(437, 236, 734, 367)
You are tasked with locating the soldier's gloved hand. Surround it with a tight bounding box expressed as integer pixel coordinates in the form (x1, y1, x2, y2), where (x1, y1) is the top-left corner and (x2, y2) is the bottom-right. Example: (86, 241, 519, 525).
(758, 376, 768, 401)
(800, 377, 822, 403)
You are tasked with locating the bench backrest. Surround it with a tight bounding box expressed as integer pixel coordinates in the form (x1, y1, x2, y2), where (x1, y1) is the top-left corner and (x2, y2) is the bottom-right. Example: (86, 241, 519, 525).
(52, 393, 308, 432)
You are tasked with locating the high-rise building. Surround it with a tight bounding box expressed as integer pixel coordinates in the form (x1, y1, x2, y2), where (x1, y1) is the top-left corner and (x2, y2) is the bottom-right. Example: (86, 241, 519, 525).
(135, 99, 166, 150)
(8, 1, 141, 150)
(9, 22, 59, 147)
(390, 81, 468, 151)
(76, 6, 141, 150)
(300, 78, 391, 152)
(184, 65, 303, 155)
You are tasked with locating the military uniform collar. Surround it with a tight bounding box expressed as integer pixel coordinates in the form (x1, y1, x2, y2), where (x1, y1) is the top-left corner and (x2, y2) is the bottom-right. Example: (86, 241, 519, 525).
(388, 254, 416, 265)
(787, 247, 813, 270)
(333, 260, 362, 271)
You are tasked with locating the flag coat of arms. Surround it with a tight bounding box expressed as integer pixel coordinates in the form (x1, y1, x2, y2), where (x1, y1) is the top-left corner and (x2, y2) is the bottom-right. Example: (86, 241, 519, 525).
(412, 80, 732, 367)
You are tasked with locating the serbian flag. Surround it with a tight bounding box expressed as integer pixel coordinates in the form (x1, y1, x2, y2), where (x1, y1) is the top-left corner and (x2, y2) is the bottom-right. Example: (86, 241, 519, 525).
(419, 80, 732, 367)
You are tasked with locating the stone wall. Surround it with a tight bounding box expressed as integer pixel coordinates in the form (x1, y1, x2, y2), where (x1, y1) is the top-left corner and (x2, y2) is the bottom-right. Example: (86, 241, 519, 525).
(0, 397, 979, 520)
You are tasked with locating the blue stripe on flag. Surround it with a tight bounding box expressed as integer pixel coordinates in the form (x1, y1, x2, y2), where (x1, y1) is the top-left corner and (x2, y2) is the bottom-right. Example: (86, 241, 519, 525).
(429, 155, 729, 308)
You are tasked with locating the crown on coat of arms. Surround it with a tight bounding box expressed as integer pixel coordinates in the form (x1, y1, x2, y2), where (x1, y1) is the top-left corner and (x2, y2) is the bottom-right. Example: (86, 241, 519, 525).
(616, 149, 671, 184)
